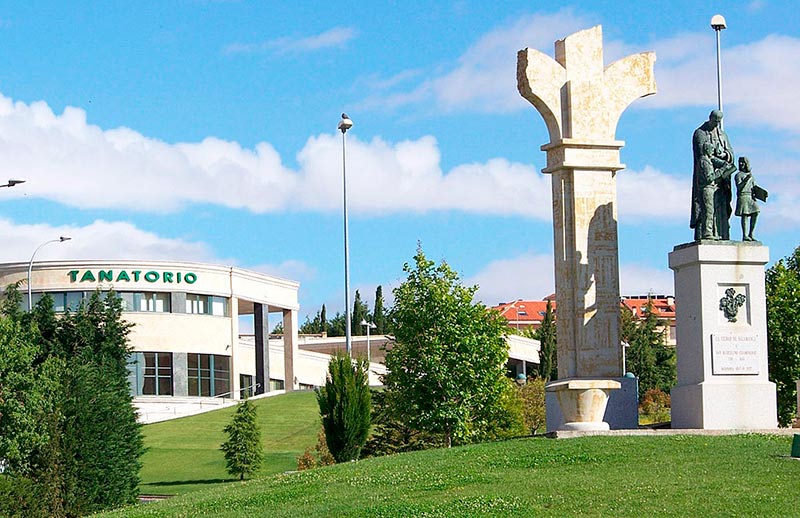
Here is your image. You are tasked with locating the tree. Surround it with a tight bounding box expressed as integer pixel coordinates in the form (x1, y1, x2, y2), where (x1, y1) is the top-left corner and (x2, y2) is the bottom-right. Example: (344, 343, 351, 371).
(351, 290, 368, 336)
(533, 299, 557, 381)
(0, 287, 143, 516)
(383, 246, 511, 447)
(316, 352, 371, 462)
(326, 312, 346, 337)
(220, 399, 264, 480)
(620, 299, 675, 400)
(373, 286, 387, 334)
(766, 245, 800, 426)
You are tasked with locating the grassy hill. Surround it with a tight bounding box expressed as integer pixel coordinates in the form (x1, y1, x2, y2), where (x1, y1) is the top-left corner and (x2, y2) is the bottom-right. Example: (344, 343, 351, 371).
(138, 390, 320, 495)
(107, 431, 798, 517)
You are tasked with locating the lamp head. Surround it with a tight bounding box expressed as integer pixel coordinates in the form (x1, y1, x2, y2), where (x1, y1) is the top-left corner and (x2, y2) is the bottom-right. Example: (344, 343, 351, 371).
(7, 179, 26, 187)
(711, 14, 727, 30)
(59, 236, 72, 242)
(338, 113, 353, 133)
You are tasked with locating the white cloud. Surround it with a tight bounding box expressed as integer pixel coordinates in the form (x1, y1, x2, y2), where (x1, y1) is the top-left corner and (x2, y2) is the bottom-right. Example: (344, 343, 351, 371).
(467, 251, 674, 307)
(617, 166, 690, 221)
(223, 26, 356, 55)
(0, 218, 214, 263)
(0, 94, 550, 218)
(466, 253, 555, 306)
(619, 263, 673, 296)
(358, 9, 595, 114)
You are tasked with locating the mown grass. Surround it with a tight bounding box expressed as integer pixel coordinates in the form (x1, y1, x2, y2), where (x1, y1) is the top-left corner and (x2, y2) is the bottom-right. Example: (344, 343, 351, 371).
(138, 391, 319, 495)
(108, 433, 799, 517)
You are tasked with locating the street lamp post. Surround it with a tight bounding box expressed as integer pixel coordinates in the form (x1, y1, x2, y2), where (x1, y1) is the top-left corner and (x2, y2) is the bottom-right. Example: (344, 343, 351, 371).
(338, 113, 354, 357)
(711, 14, 727, 118)
(1, 179, 25, 189)
(28, 236, 71, 311)
(360, 319, 376, 364)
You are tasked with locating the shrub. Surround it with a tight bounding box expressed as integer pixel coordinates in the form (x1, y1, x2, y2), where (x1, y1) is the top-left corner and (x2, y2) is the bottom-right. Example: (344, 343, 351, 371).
(515, 378, 547, 435)
(639, 388, 671, 424)
(316, 352, 371, 462)
(297, 429, 336, 471)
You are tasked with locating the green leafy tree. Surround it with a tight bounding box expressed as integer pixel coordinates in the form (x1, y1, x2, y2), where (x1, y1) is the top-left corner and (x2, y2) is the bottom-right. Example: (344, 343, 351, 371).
(0, 288, 143, 516)
(620, 299, 675, 400)
(532, 300, 557, 381)
(373, 286, 387, 334)
(316, 351, 371, 462)
(384, 246, 511, 447)
(221, 399, 264, 480)
(766, 245, 800, 426)
(351, 290, 369, 336)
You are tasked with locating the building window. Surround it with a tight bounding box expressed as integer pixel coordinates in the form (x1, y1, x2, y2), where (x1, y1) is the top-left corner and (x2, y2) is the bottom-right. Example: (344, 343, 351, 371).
(185, 294, 229, 316)
(188, 354, 230, 397)
(240, 374, 254, 399)
(119, 292, 171, 313)
(29, 291, 91, 312)
(132, 352, 173, 396)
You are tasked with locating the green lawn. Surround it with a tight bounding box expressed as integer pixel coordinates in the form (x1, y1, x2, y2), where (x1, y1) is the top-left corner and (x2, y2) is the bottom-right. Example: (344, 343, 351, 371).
(107, 433, 799, 517)
(138, 391, 320, 495)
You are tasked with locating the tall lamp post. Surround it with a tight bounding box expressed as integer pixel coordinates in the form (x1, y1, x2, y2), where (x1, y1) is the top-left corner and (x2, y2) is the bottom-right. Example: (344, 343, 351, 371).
(360, 319, 376, 364)
(1, 179, 25, 189)
(711, 14, 727, 119)
(338, 113, 354, 357)
(28, 236, 71, 311)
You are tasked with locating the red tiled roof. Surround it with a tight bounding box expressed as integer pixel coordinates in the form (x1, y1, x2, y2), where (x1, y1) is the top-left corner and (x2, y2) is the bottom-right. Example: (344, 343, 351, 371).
(493, 295, 676, 323)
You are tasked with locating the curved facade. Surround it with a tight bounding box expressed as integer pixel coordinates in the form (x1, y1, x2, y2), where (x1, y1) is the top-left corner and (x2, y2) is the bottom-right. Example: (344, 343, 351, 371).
(0, 260, 301, 404)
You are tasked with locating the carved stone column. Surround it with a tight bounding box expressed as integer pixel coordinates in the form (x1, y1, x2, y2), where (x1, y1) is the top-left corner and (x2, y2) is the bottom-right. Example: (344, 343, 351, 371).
(518, 25, 656, 430)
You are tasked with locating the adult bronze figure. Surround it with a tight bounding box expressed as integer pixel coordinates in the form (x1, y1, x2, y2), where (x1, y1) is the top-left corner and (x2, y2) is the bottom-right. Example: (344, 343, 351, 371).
(690, 110, 736, 240)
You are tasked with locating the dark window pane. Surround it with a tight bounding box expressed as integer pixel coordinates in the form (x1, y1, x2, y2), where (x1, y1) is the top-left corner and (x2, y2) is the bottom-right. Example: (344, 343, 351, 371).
(158, 378, 173, 396)
(188, 354, 198, 370)
(158, 353, 172, 367)
(201, 379, 211, 397)
(143, 377, 155, 395)
(188, 377, 198, 396)
(200, 355, 210, 370)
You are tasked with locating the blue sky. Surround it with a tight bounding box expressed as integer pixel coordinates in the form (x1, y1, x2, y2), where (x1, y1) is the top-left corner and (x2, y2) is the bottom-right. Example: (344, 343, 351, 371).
(1, 1, 798, 323)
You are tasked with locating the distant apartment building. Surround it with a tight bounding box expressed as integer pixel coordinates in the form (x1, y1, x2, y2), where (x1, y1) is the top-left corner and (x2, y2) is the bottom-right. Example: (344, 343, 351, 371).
(493, 294, 676, 346)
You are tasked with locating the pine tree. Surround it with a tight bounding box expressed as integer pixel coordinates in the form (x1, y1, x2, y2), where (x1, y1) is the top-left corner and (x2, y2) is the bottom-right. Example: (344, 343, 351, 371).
(533, 299, 557, 381)
(221, 399, 264, 480)
(373, 286, 387, 334)
(316, 352, 371, 462)
(351, 290, 368, 336)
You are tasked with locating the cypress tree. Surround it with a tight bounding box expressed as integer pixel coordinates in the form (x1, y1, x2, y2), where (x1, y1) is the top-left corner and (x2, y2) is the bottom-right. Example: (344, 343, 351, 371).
(221, 399, 264, 480)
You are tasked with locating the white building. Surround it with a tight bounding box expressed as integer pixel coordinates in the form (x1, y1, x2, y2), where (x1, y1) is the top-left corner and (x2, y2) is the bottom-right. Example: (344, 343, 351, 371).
(0, 259, 536, 422)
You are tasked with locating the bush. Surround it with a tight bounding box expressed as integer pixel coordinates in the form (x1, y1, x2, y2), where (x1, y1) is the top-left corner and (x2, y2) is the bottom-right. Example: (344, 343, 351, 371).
(296, 429, 336, 471)
(515, 378, 547, 435)
(639, 388, 671, 424)
(316, 352, 371, 462)
(0, 475, 49, 518)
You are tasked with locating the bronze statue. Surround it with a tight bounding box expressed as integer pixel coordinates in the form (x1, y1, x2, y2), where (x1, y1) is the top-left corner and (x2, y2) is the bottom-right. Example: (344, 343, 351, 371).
(735, 156, 766, 241)
(690, 110, 736, 241)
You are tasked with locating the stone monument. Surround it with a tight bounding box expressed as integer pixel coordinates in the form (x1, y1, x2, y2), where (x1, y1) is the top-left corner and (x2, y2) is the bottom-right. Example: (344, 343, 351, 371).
(517, 26, 656, 430)
(669, 114, 777, 430)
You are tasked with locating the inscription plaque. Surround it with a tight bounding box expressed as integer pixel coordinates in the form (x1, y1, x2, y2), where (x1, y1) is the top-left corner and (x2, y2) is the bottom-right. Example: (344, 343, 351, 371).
(711, 334, 760, 375)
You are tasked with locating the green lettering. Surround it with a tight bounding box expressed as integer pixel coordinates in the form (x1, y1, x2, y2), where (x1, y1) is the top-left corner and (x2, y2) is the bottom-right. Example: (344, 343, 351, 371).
(177, 272, 182, 283)
(98, 270, 113, 282)
(116, 271, 131, 282)
(184, 272, 197, 284)
(132, 271, 141, 281)
(68, 270, 79, 282)
(80, 271, 96, 282)
(163, 272, 174, 283)
(144, 271, 159, 282)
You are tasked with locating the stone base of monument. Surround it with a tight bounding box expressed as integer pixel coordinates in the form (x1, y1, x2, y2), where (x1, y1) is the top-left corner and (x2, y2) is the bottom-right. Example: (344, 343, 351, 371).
(671, 380, 777, 429)
(669, 241, 777, 430)
(546, 376, 638, 432)
(545, 379, 621, 431)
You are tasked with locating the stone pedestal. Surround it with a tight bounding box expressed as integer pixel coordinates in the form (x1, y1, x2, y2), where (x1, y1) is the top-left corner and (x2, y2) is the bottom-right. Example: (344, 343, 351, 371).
(546, 375, 638, 432)
(546, 379, 621, 431)
(669, 242, 777, 429)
